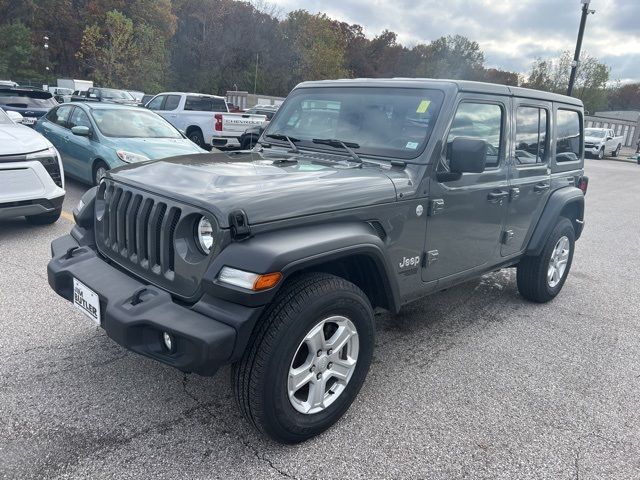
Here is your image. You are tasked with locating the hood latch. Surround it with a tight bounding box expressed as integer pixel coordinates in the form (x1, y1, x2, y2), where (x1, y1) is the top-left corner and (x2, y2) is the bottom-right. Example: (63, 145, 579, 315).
(229, 209, 251, 241)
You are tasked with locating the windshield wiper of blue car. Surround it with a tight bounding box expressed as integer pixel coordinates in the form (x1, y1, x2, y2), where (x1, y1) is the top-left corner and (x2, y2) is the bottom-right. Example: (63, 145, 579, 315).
(264, 133, 300, 153)
(312, 138, 363, 164)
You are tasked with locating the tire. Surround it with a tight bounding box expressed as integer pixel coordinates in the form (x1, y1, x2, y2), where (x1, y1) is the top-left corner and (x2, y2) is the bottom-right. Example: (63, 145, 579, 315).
(93, 160, 108, 186)
(611, 144, 621, 157)
(597, 147, 604, 160)
(517, 218, 575, 303)
(26, 207, 62, 225)
(231, 272, 375, 443)
(241, 135, 256, 150)
(187, 128, 204, 147)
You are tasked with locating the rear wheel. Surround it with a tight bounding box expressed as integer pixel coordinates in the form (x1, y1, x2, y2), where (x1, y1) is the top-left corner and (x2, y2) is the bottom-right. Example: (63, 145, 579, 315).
(187, 128, 205, 147)
(611, 144, 621, 157)
(517, 218, 575, 303)
(26, 207, 61, 225)
(231, 272, 375, 443)
(93, 161, 108, 186)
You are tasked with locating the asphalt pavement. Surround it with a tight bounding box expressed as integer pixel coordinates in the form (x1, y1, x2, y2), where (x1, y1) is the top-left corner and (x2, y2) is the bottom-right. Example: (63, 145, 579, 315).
(1, 159, 639, 479)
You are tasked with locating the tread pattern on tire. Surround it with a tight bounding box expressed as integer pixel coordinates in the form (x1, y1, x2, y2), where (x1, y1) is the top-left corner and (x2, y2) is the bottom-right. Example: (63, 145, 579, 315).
(231, 272, 370, 438)
(517, 217, 574, 303)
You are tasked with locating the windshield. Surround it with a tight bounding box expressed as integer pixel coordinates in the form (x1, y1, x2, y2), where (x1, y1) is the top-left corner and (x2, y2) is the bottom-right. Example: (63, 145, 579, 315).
(100, 89, 135, 100)
(0, 109, 12, 124)
(0, 92, 57, 108)
(585, 128, 605, 138)
(264, 87, 444, 160)
(92, 109, 182, 138)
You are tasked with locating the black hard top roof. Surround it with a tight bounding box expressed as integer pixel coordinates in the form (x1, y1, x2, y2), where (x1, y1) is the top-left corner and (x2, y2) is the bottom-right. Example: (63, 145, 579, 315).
(296, 78, 583, 107)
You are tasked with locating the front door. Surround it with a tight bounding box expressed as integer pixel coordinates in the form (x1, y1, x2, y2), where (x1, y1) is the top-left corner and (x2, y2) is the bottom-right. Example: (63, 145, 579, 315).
(422, 96, 511, 283)
(501, 101, 552, 256)
(66, 106, 98, 183)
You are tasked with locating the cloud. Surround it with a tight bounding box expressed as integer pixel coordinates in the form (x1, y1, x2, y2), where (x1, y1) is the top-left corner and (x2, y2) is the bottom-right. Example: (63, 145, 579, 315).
(267, 0, 640, 80)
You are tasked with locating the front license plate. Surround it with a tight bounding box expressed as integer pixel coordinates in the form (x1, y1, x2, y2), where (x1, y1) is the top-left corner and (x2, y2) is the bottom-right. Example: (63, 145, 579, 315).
(22, 117, 36, 125)
(73, 278, 101, 325)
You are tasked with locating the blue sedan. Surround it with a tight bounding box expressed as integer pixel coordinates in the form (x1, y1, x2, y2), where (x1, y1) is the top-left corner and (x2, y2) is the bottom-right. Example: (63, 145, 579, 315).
(35, 103, 206, 185)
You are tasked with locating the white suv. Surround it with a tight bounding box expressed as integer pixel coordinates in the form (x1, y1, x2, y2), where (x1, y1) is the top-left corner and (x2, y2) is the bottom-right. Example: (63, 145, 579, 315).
(0, 108, 65, 224)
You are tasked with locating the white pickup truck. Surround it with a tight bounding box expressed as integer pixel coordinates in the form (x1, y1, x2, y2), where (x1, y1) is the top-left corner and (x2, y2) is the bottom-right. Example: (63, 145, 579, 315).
(145, 92, 266, 149)
(584, 127, 624, 159)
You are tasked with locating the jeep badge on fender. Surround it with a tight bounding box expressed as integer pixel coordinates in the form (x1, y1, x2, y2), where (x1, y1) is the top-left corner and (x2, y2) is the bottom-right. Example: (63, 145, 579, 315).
(47, 79, 587, 443)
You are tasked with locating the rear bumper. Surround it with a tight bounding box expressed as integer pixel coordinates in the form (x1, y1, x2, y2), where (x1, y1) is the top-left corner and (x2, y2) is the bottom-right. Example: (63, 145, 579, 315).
(47, 234, 250, 376)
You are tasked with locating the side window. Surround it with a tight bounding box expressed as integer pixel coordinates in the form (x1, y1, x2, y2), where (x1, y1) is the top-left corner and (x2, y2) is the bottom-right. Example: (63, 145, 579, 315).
(185, 96, 227, 112)
(164, 95, 181, 111)
(147, 95, 165, 110)
(515, 107, 548, 165)
(50, 105, 74, 128)
(555, 109, 582, 162)
(445, 102, 503, 168)
(69, 107, 92, 129)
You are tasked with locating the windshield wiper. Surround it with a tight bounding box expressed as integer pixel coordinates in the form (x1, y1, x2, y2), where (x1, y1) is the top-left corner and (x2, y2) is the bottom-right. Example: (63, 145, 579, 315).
(312, 138, 362, 163)
(264, 133, 300, 153)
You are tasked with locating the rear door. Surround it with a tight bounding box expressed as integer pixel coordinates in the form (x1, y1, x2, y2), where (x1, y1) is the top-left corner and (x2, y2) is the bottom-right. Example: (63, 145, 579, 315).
(423, 95, 511, 283)
(501, 101, 552, 256)
(152, 94, 183, 129)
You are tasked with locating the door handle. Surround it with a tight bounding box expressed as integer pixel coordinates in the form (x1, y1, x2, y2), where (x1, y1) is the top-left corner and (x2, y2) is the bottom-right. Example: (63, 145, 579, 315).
(534, 183, 550, 193)
(487, 190, 509, 203)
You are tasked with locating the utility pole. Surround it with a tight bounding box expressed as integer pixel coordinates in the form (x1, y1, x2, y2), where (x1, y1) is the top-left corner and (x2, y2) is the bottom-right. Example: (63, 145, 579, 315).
(43, 35, 50, 89)
(567, 0, 595, 97)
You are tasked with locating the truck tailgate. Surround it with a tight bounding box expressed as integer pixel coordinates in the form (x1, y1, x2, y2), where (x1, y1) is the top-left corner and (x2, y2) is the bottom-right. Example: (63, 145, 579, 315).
(221, 113, 267, 135)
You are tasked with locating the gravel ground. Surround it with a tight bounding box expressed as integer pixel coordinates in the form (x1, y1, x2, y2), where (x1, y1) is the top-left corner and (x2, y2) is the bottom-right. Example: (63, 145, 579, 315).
(1, 159, 639, 479)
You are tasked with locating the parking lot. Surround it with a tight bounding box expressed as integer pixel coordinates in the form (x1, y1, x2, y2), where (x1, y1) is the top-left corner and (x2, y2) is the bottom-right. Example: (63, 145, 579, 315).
(1, 157, 639, 479)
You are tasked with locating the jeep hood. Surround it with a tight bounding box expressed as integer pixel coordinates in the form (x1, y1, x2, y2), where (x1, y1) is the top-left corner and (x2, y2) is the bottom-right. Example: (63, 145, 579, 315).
(109, 150, 398, 227)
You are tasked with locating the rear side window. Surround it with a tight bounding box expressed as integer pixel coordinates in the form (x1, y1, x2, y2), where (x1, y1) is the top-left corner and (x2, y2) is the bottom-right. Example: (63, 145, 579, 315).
(515, 107, 548, 165)
(164, 95, 181, 111)
(185, 96, 227, 112)
(555, 109, 581, 162)
(446, 102, 503, 168)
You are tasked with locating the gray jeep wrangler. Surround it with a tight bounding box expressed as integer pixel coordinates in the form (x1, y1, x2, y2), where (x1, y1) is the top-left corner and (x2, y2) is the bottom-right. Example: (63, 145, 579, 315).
(48, 79, 588, 443)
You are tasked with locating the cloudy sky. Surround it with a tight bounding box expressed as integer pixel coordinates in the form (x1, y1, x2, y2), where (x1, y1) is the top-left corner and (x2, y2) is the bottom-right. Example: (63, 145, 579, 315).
(268, 0, 640, 82)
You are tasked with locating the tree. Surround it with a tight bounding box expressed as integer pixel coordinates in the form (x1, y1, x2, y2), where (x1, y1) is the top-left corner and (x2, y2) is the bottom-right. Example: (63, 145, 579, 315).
(607, 82, 640, 111)
(0, 22, 36, 80)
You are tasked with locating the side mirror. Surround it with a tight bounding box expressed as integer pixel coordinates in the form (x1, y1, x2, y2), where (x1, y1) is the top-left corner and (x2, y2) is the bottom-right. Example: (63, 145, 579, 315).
(6, 110, 24, 124)
(606, 136, 612, 141)
(449, 137, 488, 174)
(71, 125, 91, 137)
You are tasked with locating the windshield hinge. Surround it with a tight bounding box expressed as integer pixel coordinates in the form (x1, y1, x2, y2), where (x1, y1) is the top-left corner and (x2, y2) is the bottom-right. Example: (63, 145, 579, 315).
(229, 209, 251, 241)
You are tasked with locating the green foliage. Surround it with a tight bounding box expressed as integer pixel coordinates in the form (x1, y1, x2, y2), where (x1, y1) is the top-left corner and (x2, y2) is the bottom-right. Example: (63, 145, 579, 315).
(0, 22, 36, 79)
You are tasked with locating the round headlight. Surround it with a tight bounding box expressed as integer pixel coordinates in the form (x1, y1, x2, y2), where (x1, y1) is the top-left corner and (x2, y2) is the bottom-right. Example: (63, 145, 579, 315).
(197, 216, 215, 254)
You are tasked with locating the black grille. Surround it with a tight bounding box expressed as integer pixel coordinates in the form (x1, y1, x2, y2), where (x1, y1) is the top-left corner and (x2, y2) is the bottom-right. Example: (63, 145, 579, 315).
(100, 183, 182, 278)
(36, 157, 63, 188)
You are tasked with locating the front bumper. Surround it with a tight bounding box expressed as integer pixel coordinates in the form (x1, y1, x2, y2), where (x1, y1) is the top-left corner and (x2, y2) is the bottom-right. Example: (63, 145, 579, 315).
(47, 234, 243, 376)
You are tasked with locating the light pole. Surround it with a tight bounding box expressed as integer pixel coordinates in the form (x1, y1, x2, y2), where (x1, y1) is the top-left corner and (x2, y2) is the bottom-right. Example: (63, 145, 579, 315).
(43, 35, 50, 88)
(567, 0, 595, 97)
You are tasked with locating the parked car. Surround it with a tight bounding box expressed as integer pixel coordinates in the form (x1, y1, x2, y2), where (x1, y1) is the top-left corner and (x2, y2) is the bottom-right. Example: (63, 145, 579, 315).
(0, 107, 64, 224)
(145, 92, 267, 149)
(48, 79, 588, 443)
(127, 90, 145, 103)
(35, 103, 206, 185)
(0, 88, 58, 127)
(0, 80, 20, 88)
(584, 127, 624, 159)
(139, 94, 155, 107)
(71, 87, 138, 106)
(244, 104, 279, 120)
(49, 86, 74, 103)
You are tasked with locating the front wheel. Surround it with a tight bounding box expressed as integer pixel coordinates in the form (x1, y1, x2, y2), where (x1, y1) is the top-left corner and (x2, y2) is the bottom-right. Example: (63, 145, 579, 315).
(597, 147, 604, 160)
(93, 161, 109, 186)
(517, 218, 575, 303)
(231, 272, 375, 443)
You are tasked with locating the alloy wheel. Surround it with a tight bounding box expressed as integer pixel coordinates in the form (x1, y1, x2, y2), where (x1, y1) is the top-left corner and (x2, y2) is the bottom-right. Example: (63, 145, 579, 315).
(548, 235, 570, 288)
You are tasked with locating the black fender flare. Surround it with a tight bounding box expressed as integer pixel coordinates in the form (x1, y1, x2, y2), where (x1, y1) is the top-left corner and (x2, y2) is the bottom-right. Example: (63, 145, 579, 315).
(526, 187, 585, 257)
(202, 221, 401, 312)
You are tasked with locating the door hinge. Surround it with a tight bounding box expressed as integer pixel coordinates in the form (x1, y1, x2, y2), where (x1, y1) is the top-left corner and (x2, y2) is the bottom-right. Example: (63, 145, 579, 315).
(502, 230, 514, 244)
(428, 199, 445, 216)
(426, 250, 439, 265)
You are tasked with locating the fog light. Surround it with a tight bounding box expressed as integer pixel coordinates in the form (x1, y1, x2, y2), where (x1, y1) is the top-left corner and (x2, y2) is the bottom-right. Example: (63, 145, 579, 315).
(162, 332, 174, 352)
